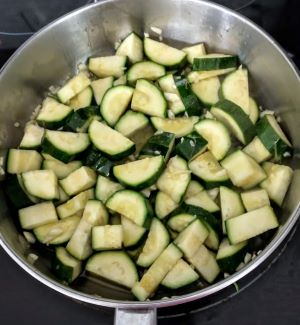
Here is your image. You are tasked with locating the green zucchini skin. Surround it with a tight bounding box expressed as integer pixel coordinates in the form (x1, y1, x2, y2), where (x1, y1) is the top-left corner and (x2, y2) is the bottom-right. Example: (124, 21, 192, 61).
(175, 79, 204, 116)
(175, 131, 207, 161)
(85, 147, 113, 177)
(140, 132, 175, 159)
(64, 106, 99, 132)
(41, 138, 74, 163)
(193, 56, 238, 71)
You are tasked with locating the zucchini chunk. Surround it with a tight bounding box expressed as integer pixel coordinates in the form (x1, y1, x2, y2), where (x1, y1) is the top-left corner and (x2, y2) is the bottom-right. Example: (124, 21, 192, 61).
(116, 32, 143, 64)
(84, 147, 113, 177)
(69, 86, 93, 110)
(64, 106, 99, 133)
(6, 149, 42, 174)
(175, 131, 207, 161)
(88, 55, 127, 78)
(243, 136, 272, 163)
(43, 159, 82, 180)
(191, 76, 220, 106)
(155, 191, 178, 219)
(121, 216, 147, 248)
(241, 188, 270, 212)
(19, 124, 44, 149)
(127, 61, 165, 84)
(182, 43, 206, 64)
(95, 176, 123, 203)
(92, 225, 123, 250)
(91, 77, 114, 105)
(193, 54, 238, 71)
(115, 110, 149, 137)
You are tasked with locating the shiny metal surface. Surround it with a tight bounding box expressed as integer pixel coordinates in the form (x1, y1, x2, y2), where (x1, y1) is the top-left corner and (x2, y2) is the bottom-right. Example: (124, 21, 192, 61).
(0, 0, 300, 315)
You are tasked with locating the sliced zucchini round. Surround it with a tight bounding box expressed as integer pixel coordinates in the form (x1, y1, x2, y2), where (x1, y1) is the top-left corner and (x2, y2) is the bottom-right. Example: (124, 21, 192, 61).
(127, 61, 165, 84)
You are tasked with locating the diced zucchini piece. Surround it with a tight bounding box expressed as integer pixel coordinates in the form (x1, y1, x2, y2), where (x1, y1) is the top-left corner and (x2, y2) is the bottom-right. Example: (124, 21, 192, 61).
(248, 97, 259, 124)
(195, 119, 231, 160)
(144, 38, 186, 67)
(60, 166, 96, 196)
(84, 147, 113, 177)
(155, 191, 178, 219)
(57, 72, 91, 104)
(127, 61, 165, 84)
(221, 68, 249, 114)
(86, 251, 138, 289)
(7, 149, 42, 174)
(66, 200, 108, 260)
(52, 247, 82, 283)
(182, 43, 206, 64)
(19, 202, 58, 230)
(88, 55, 127, 78)
(136, 218, 169, 267)
(193, 54, 238, 71)
(131, 79, 167, 118)
(161, 259, 199, 289)
(116, 32, 143, 64)
(226, 205, 279, 244)
(113, 75, 127, 86)
(100, 85, 134, 126)
(216, 238, 248, 274)
(241, 189, 270, 212)
(191, 77, 220, 106)
(121, 216, 147, 248)
(19, 124, 44, 149)
(56, 186, 69, 204)
(157, 156, 191, 203)
(132, 243, 183, 301)
(113, 155, 164, 190)
(115, 110, 149, 137)
(56, 189, 94, 219)
(34, 215, 80, 245)
(43, 159, 82, 180)
(69, 86, 93, 110)
(183, 180, 204, 200)
(260, 162, 293, 206)
(95, 176, 123, 203)
(220, 186, 244, 234)
(106, 189, 152, 227)
(151, 116, 199, 138)
(243, 136, 272, 163)
(89, 120, 135, 160)
(64, 106, 99, 133)
(188, 68, 236, 83)
(167, 213, 196, 232)
(22, 170, 59, 200)
(42, 130, 90, 163)
(221, 150, 266, 189)
(211, 99, 255, 145)
(92, 225, 123, 250)
(185, 190, 220, 213)
(91, 77, 114, 105)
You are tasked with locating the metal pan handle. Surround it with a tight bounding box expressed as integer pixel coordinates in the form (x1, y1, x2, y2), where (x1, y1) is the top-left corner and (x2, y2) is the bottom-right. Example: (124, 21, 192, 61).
(114, 308, 157, 325)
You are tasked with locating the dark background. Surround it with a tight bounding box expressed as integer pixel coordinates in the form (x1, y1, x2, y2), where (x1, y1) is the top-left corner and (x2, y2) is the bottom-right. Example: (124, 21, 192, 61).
(0, 0, 300, 324)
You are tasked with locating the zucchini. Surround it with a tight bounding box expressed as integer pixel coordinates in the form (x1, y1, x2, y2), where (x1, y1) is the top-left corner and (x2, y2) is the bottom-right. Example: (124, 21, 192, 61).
(157, 155, 191, 203)
(92, 225, 123, 250)
(88, 55, 127, 78)
(84, 147, 113, 177)
(195, 119, 231, 160)
(167, 213, 196, 232)
(248, 97, 259, 124)
(241, 188, 270, 212)
(175, 131, 207, 161)
(6, 149, 42, 174)
(188, 68, 236, 83)
(188, 245, 220, 283)
(19, 124, 44, 149)
(86, 251, 138, 289)
(183, 180, 204, 200)
(56, 189, 94, 219)
(69, 86, 93, 110)
(43, 159, 82, 180)
(66, 200, 108, 260)
(115, 110, 149, 137)
(91, 77, 114, 105)
(121, 216, 147, 248)
(151, 116, 199, 138)
(158, 74, 185, 115)
(22, 170, 59, 200)
(155, 191, 178, 219)
(131, 79, 167, 118)
(34, 215, 80, 245)
(127, 61, 165, 84)
(100, 85, 134, 126)
(220, 186, 244, 234)
(221, 150, 267, 189)
(161, 259, 199, 289)
(60, 166, 96, 196)
(144, 38, 186, 68)
(175, 78, 203, 116)
(132, 243, 183, 301)
(52, 247, 82, 283)
(193, 54, 238, 71)
(191, 77, 220, 106)
(136, 218, 169, 267)
(113, 155, 165, 190)
(243, 136, 272, 163)
(88, 120, 135, 160)
(19, 202, 58, 230)
(260, 162, 293, 206)
(221, 68, 249, 114)
(188, 151, 229, 185)
(216, 238, 248, 274)
(211, 99, 255, 145)
(182, 43, 206, 64)
(106, 189, 152, 227)
(185, 190, 220, 213)
(116, 32, 143, 64)
(140, 132, 175, 160)
(57, 72, 91, 104)
(226, 205, 279, 245)
(56, 186, 69, 204)
(95, 176, 123, 203)
(113, 75, 127, 86)
(256, 114, 292, 156)
(42, 130, 90, 163)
